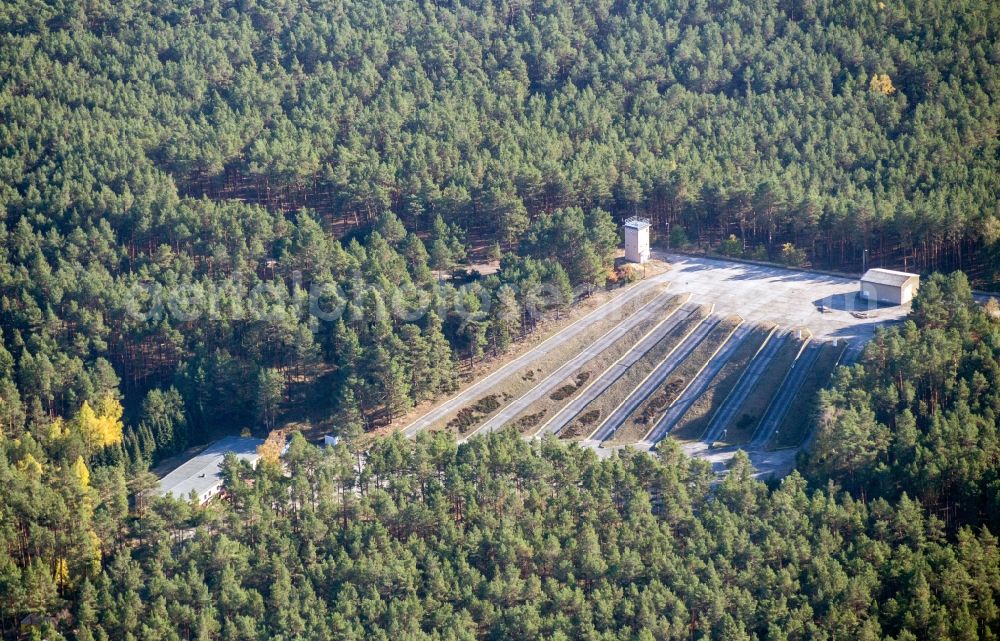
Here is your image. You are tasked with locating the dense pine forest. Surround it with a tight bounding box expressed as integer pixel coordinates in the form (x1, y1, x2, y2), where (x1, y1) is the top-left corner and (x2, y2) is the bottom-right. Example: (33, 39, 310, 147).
(2, 0, 1000, 638)
(3, 0, 999, 277)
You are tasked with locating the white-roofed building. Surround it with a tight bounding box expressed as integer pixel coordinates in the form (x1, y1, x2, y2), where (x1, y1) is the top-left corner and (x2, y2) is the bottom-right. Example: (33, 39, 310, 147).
(157, 436, 264, 504)
(859, 268, 920, 305)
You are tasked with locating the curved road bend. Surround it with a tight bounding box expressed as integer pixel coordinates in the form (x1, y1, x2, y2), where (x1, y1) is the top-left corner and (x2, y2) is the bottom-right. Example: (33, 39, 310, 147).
(699, 330, 789, 445)
(536, 303, 704, 438)
(639, 323, 752, 447)
(749, 341, 822, 449)
(463, 290, 689, 440)
(586, 315, 723, 443)
(400, 275, 672, 437)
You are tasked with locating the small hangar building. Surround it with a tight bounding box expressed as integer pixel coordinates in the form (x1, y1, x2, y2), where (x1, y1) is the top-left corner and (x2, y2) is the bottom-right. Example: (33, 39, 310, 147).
(859, 268, 920, 305)
(623, 217, 650, 264)
(158, 435, 264, 504)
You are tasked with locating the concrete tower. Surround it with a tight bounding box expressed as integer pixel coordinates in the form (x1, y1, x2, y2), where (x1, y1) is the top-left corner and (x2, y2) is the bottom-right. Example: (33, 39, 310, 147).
(623, 217, 650, 263)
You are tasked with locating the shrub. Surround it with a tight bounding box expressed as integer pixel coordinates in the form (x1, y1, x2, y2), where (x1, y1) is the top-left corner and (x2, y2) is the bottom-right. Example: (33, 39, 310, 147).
(718, 235, 743, 257)
(780, 242, 806, 266)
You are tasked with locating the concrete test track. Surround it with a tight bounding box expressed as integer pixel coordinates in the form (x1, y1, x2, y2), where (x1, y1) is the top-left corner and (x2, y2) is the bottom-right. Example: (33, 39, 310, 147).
(749, 341, 823, 450)
(638, 323, 754, 448)
(585, 314, 723, 443)
(536, 303, 705, 437)
(698, 331, 789, 445)
(400, 276, 671, 437)
(462, 290, 689, 440)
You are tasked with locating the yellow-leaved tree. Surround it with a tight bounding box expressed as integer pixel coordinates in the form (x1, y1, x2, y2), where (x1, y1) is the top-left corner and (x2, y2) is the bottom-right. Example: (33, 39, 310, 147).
(869, 73, 896, 95)
(54, 558, 70, 590)
(257, 430, 286, 466)
(71, 456, 90, 487)
(16, 452, 43, 478)
(77, 394, 124, 452)
(47, 417, 68, 443)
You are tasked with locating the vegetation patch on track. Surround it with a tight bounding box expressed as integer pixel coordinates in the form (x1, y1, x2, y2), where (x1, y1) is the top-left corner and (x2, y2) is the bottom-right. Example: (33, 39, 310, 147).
(560, 305, 711, 440)
(561, 410, 602, 438)
(549, 371, 591, 401)
(767, 341, 847, 450)
(446, 394, 509, 434)
(668, 324, 775, 441)
(512, 410, 547, 433)
(607, 316, 742, 445)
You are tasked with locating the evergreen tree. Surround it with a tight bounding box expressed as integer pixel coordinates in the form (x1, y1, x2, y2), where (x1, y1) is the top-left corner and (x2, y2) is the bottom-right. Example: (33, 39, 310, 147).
(365, 347, 411, 422)
(255, 368, 285, 431)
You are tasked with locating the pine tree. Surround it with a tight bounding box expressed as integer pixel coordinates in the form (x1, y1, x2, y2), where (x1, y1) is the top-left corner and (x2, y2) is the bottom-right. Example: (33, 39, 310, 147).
(424, 311, 457, 393)
(399, 324, 433, 401)
(377, 211, 407, 246)
(489, 285, 520, 354)
(139, 387, 187, 456)
(328, 320, 362, 376)
(430, 239, 452, 280)
(334, 381, 365, 443)
(547, 262, 574, 317)
(255, 368, 285, 431)
(365, 347, 412, 422)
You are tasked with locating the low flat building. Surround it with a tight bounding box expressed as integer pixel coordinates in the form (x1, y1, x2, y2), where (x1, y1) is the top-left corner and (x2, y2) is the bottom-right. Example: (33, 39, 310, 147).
(157, 436, 264, 504)
(860, 268, 920, 305)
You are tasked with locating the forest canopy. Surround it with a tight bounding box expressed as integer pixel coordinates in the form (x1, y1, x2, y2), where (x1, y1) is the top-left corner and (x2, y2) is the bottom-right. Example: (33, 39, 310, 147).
(2, 0, 999, 275)
(1, 0, 1000, 638)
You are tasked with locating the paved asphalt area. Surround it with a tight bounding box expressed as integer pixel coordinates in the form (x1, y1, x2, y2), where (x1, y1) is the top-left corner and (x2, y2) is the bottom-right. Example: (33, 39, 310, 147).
(654, 252, 910, 344)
